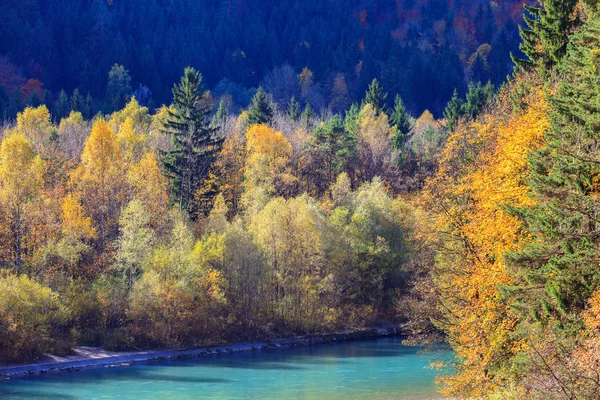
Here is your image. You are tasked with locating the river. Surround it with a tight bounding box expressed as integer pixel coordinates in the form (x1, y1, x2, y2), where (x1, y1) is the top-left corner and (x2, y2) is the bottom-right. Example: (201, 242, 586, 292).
(0, 337, 449, 399)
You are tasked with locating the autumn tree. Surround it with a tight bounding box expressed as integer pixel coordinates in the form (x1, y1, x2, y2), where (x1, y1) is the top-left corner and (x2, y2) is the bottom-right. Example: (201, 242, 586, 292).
(356, 104, 395, 182)
(249, 195, 324, 331)
(114, 200, 153, 289)
(128, 213, 224, 346)
(16, 105, 55, 152)
(0, 273, 73, 363)
(0, 133, 45, 273)
(242, 124, 296, 216)
(161, 67, 223, 216)
(70, 119, 124, 249)
(507, 12, 600, 359)
(418, 76, 549, 396)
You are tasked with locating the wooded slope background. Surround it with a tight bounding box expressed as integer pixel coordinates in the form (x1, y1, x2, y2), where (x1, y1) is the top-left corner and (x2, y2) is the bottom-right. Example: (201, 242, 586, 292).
(0, 0, 525, 118)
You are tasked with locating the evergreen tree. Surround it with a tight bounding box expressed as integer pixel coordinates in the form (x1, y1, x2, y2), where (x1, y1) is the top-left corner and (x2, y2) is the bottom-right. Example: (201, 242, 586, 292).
(344, 103, 360, 137)
(507, 14, 600, 328)
(463, 81, 495, 119)
(70, 89, 85, 113)
(310, 116, 356, 190)
(301, 103, 314, 130)
(363, 78, 387, 115)
(443, 89, 464, 132)
(512, 0, 579, 72)
(212, 99, 228, 126)
(390, 95, 412, 149)
(247, 87, 274, 126)
(54, 90, 70, 120)
(161, 67, 223, 216)
(106, 64, 132, 112)
(287, 96, 301, 120)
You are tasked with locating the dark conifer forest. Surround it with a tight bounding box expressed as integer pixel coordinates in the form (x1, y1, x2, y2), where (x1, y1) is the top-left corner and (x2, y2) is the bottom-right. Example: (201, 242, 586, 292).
(0, 0, 524, 119)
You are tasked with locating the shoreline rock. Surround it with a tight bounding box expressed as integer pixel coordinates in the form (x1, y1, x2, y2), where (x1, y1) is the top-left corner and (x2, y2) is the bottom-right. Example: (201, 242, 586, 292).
(0, 327, 398, 380)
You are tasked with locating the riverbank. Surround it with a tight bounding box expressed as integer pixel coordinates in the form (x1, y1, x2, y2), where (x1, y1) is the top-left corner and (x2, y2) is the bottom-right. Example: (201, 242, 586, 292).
(0, 327, 398, 380)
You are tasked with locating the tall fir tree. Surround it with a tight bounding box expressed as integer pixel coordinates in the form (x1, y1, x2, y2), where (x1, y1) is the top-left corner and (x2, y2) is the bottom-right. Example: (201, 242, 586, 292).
(301, 103, 314, 130)
(507, 12, 600, 329)
(390, 95, 412, 149)
(512, 0, 579, 72)
(287, 96, 301, 120)
(54, 90, 70, 120)
(212, 99, 228, 126)
(161, 67, 223, 216)
(247, 87, 274, 126)
(443, 89, 464, 132)
(310, 115, 357, 191)
(463, 81, 495, 119)
(363, 78, 388, 115)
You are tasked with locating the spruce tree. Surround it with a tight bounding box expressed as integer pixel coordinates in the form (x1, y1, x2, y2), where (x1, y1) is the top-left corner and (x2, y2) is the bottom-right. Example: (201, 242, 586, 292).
(363, 78, 387, 115)
(507, 14, 600, 326)
(310, 116, 357, 190)
(212, 99, 228, 126)
(443, 89, 464, 132)
(301, 103, 314, 130)
(247, 87, 274, 125)
(161, 67, 223, 216)
(54, 90, 71, 120)
(512, 0, 579, 72)
(463, 81, 494, 119)
(287, 96, 301, 120)
(390, 95, 412, 149)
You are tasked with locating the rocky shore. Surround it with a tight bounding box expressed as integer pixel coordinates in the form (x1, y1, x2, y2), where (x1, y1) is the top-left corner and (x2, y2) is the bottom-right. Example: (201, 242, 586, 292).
(0, 327, 398, 380)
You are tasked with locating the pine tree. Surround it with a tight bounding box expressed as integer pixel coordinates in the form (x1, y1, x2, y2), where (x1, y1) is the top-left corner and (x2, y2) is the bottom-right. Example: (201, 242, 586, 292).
(463, 81, 494, 119)
(212, 99, 228, 126)
(443, 89, 464, 132)
(106, 64, 132, 112)
(161, 67, 223, 216)
(512, 0, 579, 72)
(507, 14, 600, 327)
(363, 78, 387, 115)
(301, 103, 314, 130)
(390, 95, 412, 149)
(287, 96, 301, 120)
(247, 87, 274, 126)
(70, 89, 85, 113)
(310, 116, 356, 190)
(54, 90, 70, 120)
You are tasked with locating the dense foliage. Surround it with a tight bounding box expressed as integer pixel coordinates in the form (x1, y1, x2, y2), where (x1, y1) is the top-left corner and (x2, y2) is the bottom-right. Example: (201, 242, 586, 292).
(7, 3, 600, 399)
(407, 1, 600, 398)
(0, 66, 443, 362)
(0, 0, 526, 120)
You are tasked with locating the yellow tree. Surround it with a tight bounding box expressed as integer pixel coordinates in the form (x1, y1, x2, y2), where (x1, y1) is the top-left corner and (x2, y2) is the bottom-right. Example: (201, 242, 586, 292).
(417, 75, 549, 396)
(117, 116, 146, 164)
(127, 152, 169, 232)
(249, 195, 323, 330)
(357, 104, 395, 182)
(70, 119, 124, 249)
(16, 105, 55, 153)
(242, 124, 296, 216)
(0, 133, 45, 273)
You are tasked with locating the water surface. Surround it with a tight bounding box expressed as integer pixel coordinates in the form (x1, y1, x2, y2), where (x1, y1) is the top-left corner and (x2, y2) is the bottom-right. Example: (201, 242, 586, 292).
(0, 337, 448, 400)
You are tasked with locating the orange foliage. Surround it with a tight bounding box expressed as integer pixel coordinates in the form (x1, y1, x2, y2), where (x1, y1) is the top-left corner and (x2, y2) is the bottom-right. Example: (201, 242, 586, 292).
(417, 75, 549, 396)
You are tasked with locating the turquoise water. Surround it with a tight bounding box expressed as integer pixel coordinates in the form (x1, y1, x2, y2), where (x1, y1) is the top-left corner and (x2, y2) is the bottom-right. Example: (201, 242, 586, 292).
(0, 338, 449, 400)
